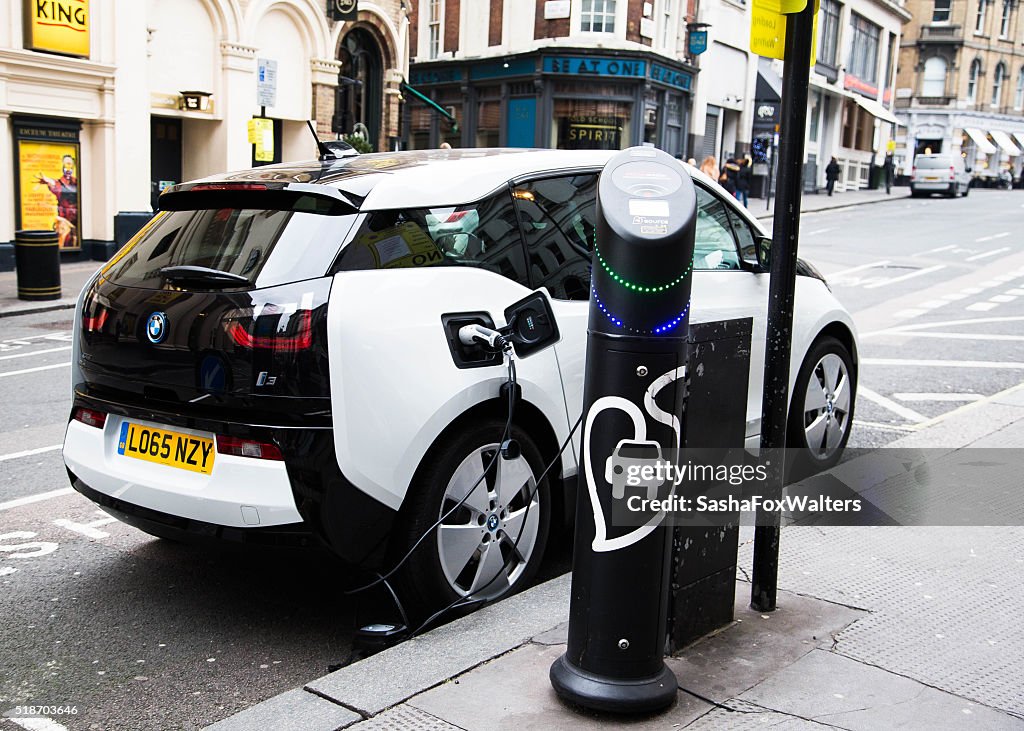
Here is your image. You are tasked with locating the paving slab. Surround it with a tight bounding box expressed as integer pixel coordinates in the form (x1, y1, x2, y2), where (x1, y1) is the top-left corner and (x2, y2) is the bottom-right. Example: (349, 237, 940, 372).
(203, 688, 361, 731)
(685, 706, 834, 730)
(307, 574, 570, 715)
(408, 642, 712, 730)
(345, 705, 463, 730)
(738, 649, 1024, 730)
(666, 585, 864, 703)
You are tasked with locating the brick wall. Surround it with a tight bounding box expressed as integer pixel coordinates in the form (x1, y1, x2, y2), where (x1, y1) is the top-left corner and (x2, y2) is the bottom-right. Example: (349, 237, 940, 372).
(534, 0, 569, 39)
(445, 0, 460, 53)
(489, 0, 504, 46)
(408, 0, 418, 58)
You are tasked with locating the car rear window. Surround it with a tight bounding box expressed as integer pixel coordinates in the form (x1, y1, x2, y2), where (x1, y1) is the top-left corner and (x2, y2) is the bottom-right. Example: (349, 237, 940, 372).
(915, 157, 952, 169)
(103, 207, 357, 289)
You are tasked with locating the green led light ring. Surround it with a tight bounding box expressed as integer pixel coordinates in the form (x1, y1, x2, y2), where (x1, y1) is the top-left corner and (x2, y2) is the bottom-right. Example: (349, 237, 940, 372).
(594, 244, 694, 293)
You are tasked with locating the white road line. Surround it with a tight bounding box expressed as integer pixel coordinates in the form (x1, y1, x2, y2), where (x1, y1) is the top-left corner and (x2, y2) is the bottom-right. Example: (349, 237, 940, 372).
(974, 232, 1010, 243)
(893, 309, 926, 319)
(0, 362, 70, 378)
(966, 302, 999, 311)
(989, 294, 1017, 303)
(915, 244, 955, 256)
(942, 292, 969, 301)
(8, 717, 71, 731)
(866, 331, 1024, 342)
(825, 260, 891, 278)
(54, 514, 117, 539)
(0, 331, 72, 345)
(906, 382, 1024, 431)
(892, 392, 984, 402)
(852, 420, 916, 433)
(857, 387, 927, 423)
(0, 566, 18, 577)
(806, 227, 834, 235)
(862, 264, 946, 289)
(861, 314, 1024, 338)
(918, 299, 948, 309)
(862, 358, 1024, 369)
(1007, 289, 1024, 296)
(0, 346, 72, 361)
(0, 445, 62, 462)
(0, 488, 74, 513)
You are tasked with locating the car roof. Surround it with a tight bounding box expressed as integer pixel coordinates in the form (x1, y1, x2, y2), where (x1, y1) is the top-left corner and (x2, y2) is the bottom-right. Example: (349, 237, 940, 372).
(180, 147, 765, 233)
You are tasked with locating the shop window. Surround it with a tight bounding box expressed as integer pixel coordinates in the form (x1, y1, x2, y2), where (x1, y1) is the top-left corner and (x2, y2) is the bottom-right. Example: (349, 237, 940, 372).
(553, 96, 632, 150)
(643, 90, 659, 147)
(581, 0, 617, 33)
(476, 99, 501, 147)
(408, 102, 432, 150)
(513, 174, 598, 300)
(921, 56, 948, 97)
(933, 0, 951, 21)
(693, 187, 741, 270)
(336, 191, 529, 285)
(967, 59, 982, 102)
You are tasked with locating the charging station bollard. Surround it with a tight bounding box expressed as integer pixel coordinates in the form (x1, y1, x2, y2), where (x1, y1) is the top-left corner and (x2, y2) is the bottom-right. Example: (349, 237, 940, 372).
(550, 147, 696, 713)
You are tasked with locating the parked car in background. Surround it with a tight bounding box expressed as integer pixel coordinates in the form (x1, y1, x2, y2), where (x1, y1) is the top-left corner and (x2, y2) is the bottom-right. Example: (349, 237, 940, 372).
(63, 149, 858, 613)
(910, 153, 971, 198)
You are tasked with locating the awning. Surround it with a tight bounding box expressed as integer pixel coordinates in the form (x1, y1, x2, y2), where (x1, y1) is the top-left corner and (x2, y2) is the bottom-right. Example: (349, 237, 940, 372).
(964, 127, 997, 155)
(991, 129, 1021, 156)
(400, 83, 457, 125)
(1014, 132, 1024, 150)
(852, 95, 899, 125)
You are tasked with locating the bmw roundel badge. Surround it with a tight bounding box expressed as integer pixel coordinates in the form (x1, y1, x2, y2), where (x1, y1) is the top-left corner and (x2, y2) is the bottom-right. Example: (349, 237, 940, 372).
(146, 312, 168, 344)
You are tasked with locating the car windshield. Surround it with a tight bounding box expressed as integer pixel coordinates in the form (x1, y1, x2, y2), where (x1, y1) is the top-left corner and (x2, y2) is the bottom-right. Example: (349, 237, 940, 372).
(103, 207, 357, 290)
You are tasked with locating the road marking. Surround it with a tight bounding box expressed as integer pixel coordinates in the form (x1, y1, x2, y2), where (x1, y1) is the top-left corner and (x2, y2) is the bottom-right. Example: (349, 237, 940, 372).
(893, 309, 926, 319)
(0, 566, 18, 577)
(862, 358, 1024, 369)
(906, 381, 1024, 432)
(8, 717, 71, 731)
(0, 362, 70, 378)
(826, 260, 891, 278)
(866, 331, 1024, 342)
(858, 387, 927, 423)
(0, 532, 59, 558)
(942, 292, 969, 301)
(966, 302, 999, 311)
(961, 287, 983, 294)
(892, 392, 984, 402)
(0, 445, 62, 462)
(915, 244, 955, 256)
(54, 513, 117, 540)
(0, 346, 72, 361)
(863, 264, 946, 289)
(806, 227, 834, 235)
(989, 294, 1017, 303)
(919, 299, 948, 309)
(852, 420, 916, 433)
(974, 233, 1010, 242)
(0, 488, 74, 513)
(1007, 289, 1024, 296)
(0, 331, 72, 345)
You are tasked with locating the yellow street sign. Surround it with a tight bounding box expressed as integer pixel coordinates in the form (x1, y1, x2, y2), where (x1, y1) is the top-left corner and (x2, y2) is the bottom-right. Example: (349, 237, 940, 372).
(750, 0, 819, 64)
(249, 118, 274, 162)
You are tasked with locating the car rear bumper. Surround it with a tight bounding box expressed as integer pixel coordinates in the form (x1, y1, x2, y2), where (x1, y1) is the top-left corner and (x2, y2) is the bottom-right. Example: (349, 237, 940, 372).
(911, 181, 955, 191)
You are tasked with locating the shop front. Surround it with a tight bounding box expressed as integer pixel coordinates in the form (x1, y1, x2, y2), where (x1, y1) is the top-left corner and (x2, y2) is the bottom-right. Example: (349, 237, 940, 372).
(404, 50, 696, 158)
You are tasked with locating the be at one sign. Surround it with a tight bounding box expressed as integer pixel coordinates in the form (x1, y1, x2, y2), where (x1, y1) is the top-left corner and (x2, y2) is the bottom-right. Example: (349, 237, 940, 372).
(750, 0, 818, 63)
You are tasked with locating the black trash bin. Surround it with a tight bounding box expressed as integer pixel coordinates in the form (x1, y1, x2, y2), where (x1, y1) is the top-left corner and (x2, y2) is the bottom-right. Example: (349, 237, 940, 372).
(14, 230, 61, 301)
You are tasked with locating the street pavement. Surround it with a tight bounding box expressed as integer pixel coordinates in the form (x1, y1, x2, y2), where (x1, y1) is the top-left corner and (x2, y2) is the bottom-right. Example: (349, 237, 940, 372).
(1, 187, 1022, 729)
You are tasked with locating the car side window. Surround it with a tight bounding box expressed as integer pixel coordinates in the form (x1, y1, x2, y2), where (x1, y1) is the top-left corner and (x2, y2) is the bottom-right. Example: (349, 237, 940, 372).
(333, 191, 530, 286)
(694, 186, 742, 270)
(512, 173, 597, 301)
(725, 206, 758, 263)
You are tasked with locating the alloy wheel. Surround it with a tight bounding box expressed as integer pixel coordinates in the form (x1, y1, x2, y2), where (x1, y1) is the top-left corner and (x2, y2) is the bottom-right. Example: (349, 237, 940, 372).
(801, 352, 852, 461)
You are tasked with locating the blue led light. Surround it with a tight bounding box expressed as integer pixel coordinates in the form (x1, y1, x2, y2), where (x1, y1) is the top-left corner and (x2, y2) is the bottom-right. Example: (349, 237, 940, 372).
(592, 286, 691, 335)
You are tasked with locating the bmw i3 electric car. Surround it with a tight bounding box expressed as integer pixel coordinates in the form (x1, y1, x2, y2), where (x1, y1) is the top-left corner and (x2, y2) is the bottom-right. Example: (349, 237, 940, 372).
(63, 148, 857, 611)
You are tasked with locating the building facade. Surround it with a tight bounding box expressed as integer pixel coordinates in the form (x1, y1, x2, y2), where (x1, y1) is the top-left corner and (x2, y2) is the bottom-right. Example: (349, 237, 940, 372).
(1, 0, 409, 268)
(895, 0, 1024, 183)
(404, 0, 699, 158)
(754, 0, 909, 193)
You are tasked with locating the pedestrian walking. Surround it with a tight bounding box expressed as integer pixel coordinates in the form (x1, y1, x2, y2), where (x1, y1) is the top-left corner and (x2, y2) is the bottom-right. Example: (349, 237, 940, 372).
(721, 157, 740, 196)
(883, 153, 894, 195)
(825, 156, 840, 196)
(699, 155, 720, 182)
(735, 156, 752, 206)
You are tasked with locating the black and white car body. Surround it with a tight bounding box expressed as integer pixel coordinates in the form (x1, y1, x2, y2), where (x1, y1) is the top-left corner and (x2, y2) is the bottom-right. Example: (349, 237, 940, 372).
(63, 149, 857, 608)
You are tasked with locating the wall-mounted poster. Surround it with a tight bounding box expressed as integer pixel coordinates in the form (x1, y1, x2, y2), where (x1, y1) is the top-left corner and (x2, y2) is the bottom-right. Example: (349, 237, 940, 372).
(14, 118, 83, 251)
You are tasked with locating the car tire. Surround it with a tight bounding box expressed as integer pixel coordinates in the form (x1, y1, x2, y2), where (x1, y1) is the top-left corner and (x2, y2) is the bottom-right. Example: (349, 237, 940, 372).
(786, 336, 856, 481)
(909, 189, 920, 198)
(391, 417, 551, 617)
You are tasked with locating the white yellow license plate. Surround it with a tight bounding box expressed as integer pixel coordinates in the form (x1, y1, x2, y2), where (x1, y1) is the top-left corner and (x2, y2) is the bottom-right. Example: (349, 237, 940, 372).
(117, 422, 215, 474)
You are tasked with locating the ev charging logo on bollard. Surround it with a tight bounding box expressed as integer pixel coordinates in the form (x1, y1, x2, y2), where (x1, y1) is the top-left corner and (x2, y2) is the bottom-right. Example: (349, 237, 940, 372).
(585, 365, 686, 552)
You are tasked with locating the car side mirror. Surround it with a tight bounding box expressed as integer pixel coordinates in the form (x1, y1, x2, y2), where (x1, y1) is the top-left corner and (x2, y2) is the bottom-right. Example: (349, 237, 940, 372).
(755, 236, 771, 270)
(503, 291, 560, 358)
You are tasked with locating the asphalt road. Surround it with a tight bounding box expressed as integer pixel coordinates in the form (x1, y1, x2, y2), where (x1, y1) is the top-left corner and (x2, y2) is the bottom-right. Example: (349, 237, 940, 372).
(1, 187, 1022, 729)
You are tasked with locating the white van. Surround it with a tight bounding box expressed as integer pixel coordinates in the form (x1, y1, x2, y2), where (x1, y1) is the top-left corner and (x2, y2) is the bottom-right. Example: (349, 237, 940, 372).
(910, 154, 971, 198)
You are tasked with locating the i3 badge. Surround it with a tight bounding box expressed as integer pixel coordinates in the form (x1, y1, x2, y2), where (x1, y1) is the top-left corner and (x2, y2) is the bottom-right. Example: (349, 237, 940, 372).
(146, 312, 168, 344)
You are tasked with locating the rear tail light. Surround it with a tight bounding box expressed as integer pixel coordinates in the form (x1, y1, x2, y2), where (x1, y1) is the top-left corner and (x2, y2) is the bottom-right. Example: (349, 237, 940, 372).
(950, 166, 956, 180)
(190, 183, 268, 192)
(216, 435, 283, 460)
(73, 407, 107, 429)
(82, 308, 109, 332)
(224, 291, 316, 352)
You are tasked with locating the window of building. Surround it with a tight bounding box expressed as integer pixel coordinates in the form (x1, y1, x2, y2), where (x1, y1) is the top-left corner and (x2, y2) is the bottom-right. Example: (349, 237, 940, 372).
(1000, 0, 1011, 36)
(1015, 66, 1024, 109)
(975, 0, 988, 33)
(933, 0, 951, 22)
(818, 0, 841, 67)
(660, 0, 676, 51)
(428, 0, 442, 59)
(513, 174, 598, 300)
(848, 14, 881, 84)
(808, 90, 822, 142)
(992, 62, 1006, 106)
(967, 59, 981, 102)
(921, 56, 948, 96)
(475, 87, 501, 147)
(582, 0, 617, 33)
